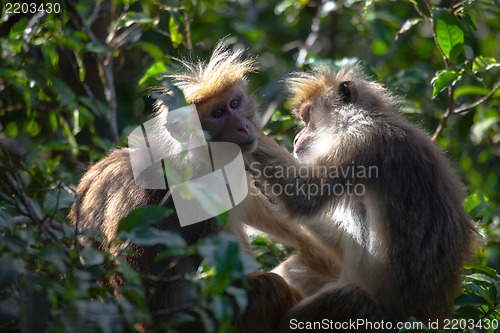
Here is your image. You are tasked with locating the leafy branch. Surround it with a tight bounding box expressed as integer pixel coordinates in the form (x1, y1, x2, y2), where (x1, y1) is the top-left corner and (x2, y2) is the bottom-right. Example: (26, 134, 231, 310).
(411, 1, 500, 141)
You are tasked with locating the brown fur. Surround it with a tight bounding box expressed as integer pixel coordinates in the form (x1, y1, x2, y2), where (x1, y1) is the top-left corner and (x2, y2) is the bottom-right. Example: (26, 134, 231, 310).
(238, 66, 480, 331)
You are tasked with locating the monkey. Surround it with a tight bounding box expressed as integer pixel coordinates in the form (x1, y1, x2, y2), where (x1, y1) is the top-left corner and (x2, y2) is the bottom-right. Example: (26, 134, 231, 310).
(232, 66, 480, 332)
(70, 42, 301, 333)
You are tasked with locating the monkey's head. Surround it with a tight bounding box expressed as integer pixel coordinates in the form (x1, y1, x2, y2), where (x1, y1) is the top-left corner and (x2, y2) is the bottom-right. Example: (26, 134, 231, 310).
(166, 42, 261, 152)
(286, 67, 397, 160)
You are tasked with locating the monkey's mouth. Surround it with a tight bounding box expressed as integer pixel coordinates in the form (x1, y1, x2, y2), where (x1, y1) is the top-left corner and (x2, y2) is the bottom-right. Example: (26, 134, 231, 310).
(294, 127, 306, 148)
(238, 137, 256, 147)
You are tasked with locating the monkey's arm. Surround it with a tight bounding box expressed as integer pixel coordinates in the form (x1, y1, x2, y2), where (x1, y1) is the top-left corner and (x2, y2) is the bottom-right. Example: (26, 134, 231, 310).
(231, 172, 343, 267)
(230, 172, 302, 247)
(250, 133, 374, 217)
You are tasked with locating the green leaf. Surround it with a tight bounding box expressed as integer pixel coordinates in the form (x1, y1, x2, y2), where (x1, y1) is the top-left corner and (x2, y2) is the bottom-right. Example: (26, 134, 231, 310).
(168, 11, 184, 48)
(432, 9, 464, 61)
(116, 12, 156, 30)
(455, 293, 485, 307)
(454, 85, 491, 99)
(43, 189, 75, 213)
(395, 18, 421, 40)
(61, 300, 123, 333)
(78, 96, 108, 117)
(473, 56, 500, 74)
(137, 41, 165, 60)
(431, 70, 461, 97)
(5, 122, 19, 137)
(119, 228, 187, 248)
(371, 39, 388, 56)
(21, 275, 50, 333)
(25, 118, 41, 137)
(199, 233, 260, 294)
(80, 248, 105, 267)
(465, 263, 500, 280)
(151, 81, 187, 112)
(117, 206, 173, 233)
(139, 61, 167, 86)
(73, 51, 86, 82)
(72, 108, 81, 135)
(59, 115, 79, 156)
(0, 255, 26, 288)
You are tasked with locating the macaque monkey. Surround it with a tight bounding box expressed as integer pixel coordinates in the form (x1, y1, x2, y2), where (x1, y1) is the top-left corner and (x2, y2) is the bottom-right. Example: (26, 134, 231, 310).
(70, 42, 301, 333)
(235, 67, 479, 332)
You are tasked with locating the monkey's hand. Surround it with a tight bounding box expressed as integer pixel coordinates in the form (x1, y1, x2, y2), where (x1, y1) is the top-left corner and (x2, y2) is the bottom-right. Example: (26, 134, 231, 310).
(250, 133, 299, 177)
(230, 172, 301, 246)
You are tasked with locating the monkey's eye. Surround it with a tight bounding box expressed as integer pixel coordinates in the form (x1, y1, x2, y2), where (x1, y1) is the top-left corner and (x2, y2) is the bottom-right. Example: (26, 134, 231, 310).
(212, 108, 224, 118)
(230, 98, 240, 109)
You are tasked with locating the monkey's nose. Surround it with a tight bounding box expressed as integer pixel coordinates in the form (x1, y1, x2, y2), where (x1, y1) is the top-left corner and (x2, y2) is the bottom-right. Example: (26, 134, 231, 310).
(238, 124, 249, 135)
(294, 127, 305, 146)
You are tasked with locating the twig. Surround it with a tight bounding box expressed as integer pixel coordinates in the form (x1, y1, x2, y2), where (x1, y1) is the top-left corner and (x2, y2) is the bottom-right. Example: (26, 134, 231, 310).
(454, 81, 500, 114)
(295, 17, 320, 68)
(75, 1, 120, 143)
(181, 7, 193, 56)
(262, 97, 282, 127)
(101, 54, 119, 143)
(452, 0, 469, 11)
(5, 173, 43, 223)
(431, 86, 455, 141)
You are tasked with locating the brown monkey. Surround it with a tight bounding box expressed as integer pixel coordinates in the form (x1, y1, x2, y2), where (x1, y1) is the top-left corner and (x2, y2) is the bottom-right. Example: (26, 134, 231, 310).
(234, 67, 479, 332)
(70, 42, 301, 333)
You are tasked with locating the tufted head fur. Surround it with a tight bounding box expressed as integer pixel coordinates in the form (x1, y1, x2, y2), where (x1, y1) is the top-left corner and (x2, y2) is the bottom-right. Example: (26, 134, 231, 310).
(167, 41, 258, 104)
(285, 66, 397, 119)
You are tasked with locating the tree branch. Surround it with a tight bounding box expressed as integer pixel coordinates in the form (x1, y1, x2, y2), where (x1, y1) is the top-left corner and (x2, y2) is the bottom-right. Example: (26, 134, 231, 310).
(453, 80, 500, 114)
(431, 86, 455, 141)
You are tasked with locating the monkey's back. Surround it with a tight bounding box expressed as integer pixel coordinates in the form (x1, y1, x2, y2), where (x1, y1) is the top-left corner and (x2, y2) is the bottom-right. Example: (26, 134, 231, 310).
(372, 116, 479, 321)
(70, 147, 221, 324)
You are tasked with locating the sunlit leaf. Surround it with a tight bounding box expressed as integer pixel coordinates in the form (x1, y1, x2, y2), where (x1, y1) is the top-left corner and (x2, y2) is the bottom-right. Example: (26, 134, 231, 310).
(139, 61, 167, 86)
(395, 18, 421, 40)
(454, 85, 491, 99)
(25, 118, 41, 136)
(116, 12, 156, 30)
(169, 11, 184, 48)
(431, 70, 461, 97)
(432, 9, 464, 61)
(473, 56, 500, 73)
(5, 122, 19, 137)
(73, 51, 86, 81)
(59, 115, 78, 156)
(371, 39, 388, 56)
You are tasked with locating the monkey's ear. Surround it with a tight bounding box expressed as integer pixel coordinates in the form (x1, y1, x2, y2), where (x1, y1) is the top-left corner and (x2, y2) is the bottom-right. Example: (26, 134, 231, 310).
(338, 81, 358, 104)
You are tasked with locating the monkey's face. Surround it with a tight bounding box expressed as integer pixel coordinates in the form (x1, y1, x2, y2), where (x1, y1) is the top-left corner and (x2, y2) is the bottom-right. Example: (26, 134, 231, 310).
(197, 85, 258, 152)
(291, 77, 358, 159)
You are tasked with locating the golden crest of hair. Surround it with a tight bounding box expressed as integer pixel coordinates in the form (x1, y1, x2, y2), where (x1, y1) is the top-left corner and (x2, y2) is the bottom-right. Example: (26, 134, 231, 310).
(168, 41, 258, 104)
(285, 66, 361, 115)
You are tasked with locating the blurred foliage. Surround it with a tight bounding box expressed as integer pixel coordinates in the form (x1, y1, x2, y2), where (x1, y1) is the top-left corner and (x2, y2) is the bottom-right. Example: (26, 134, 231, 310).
(0, 0, 499, 332)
